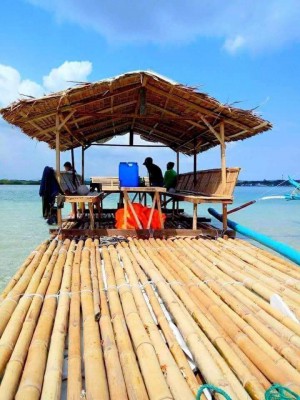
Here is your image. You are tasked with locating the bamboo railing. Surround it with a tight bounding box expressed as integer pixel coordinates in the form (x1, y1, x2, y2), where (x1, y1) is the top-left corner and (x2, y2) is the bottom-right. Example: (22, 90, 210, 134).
(0, 235, 299, 399)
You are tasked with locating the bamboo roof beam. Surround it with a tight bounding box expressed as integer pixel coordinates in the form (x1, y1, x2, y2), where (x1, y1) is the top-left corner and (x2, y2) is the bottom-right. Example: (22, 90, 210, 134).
(146, 84, 259, 133)
(135, 123, 192, 151)
(229, 121, 270, 139)
(200, 115, 222, 142)
(131, 78, 148, 130)
(58, 114, 85, 147)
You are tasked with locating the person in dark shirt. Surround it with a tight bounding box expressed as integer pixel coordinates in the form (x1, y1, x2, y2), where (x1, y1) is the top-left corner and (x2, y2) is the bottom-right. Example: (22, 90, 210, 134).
(143, 157, 163, 186)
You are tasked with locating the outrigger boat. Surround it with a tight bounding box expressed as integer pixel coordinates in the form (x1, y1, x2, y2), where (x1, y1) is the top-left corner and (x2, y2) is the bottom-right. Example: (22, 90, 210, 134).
(0, 71, 300, 400)
(259, 178, 300, 201)
(286, 177, 300, 200)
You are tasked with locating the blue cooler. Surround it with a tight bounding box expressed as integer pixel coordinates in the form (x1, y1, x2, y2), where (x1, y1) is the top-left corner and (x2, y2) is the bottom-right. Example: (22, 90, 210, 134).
(119, 162, 139, 187)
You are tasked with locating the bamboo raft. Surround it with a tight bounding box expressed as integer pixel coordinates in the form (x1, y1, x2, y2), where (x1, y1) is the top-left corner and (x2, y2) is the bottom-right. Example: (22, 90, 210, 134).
(0, 236, 300, 400)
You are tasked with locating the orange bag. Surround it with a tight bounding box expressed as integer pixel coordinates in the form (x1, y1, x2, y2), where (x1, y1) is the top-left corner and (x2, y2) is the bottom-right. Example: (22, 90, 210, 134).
(115, 203, 166, 229)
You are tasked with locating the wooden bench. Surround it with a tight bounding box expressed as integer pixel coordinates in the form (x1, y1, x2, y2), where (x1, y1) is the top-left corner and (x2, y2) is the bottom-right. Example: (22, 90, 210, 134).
(58, 172, 102, 228)
(167, 167, 240, 230)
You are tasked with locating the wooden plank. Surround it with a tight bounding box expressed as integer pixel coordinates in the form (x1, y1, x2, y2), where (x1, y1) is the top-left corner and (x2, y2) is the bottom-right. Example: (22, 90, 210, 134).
(49, 227, 235, 239)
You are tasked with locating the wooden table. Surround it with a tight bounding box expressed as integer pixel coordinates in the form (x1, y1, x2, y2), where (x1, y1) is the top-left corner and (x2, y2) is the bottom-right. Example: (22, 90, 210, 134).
(63, 193, 102, 229)
(103, 187, 166, 229)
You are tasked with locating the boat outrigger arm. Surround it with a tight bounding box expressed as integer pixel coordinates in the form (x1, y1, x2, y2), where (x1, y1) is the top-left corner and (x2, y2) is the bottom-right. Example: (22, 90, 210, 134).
(228, 176, 300, 215)
(263, 177, 300, 200)
(286, 176, 300, 200)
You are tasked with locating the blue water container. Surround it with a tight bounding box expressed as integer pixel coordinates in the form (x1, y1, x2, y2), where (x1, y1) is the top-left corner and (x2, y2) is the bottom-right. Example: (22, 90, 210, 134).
(119, 162, 139, 187)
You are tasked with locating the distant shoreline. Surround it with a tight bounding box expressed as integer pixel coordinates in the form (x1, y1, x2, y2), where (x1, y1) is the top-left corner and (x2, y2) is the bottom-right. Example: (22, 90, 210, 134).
(1, 179, 299, 187)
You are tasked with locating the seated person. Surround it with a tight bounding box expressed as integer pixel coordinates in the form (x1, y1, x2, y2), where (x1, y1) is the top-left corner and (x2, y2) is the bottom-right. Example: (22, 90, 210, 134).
(164, 162, 177, 192)
(143, 157, 164, 187)
(60, 162, 82, 194)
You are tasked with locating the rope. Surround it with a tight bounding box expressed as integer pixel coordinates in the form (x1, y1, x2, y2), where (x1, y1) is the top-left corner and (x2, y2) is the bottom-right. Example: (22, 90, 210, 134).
(265, 384, 300, 399)
(196, 384, 232, 400)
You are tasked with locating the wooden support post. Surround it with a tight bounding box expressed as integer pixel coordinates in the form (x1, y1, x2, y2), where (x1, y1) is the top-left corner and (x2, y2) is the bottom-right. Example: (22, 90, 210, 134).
(222, 203, 228, 232)
(176, 151, 179, 174)
(220, 121, 226, 192)
(71, 147, 76, 185)
(193, 137, 197, 186)
(129, 129, 134, 146)
(81, 146, 85, 184)
(88, 203, 95, 229)
(155, 192, 164, 229)
(55, 114, 62, 226)
(193, 203, 198, 230)
(147, 194, 157, 229)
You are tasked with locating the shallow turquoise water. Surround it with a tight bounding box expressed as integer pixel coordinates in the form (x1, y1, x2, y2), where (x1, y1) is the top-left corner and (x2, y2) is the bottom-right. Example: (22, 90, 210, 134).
(0, 185, 299, 290)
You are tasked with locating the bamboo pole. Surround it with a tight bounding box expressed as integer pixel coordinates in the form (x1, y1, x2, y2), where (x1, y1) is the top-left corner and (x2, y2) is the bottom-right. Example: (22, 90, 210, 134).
(94, 240, 128, 400)
(128, 241, 239, 400)
(15, 239, 71, 400)
(0, 241, 62, 400)
(234, 238, 300, 273)
(109, 245, 173, 400)
(0, 242, 44, 304)
(191, 237, 300, 313)
(180, 239, 300, 339)
(166, 238, 300, 390)
(181, 240, 300, 369)
(0, 239, 58, 376)
(0, 242, 48, 337)
(41, 240, 77, 400)
(101, 246, 149, 400)
(90, 241, 101, 320)
(237, 285, 300, 337)
(216, 238, 300, 291)
(80, 239, 109, 400)
(117, 244, 194, 400)
(138, 238, 259, 399)
(140, 240, 261, 399)
(199, 239, 300, 317)
(159, 239, 300, 382)
(121, 241, 200, 396)
(157, 240, 270, 393)
(67, 240, 83, 400)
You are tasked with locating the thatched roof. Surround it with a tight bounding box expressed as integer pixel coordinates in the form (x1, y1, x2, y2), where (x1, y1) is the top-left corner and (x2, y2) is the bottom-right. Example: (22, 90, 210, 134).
(0, 71, 272, 155)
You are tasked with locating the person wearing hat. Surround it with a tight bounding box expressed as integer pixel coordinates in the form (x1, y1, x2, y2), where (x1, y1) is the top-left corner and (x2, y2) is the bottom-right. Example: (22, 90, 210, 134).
(164, 161, 177, 192)
(143, 157, 164, 187)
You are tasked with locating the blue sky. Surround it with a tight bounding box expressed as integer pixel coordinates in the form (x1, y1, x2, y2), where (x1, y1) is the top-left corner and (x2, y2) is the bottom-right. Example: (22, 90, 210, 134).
(0, 0, 300, 180)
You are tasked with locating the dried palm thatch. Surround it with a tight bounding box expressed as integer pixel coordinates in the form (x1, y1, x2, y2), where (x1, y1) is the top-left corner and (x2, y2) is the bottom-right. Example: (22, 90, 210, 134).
(0, 71, 272, 155)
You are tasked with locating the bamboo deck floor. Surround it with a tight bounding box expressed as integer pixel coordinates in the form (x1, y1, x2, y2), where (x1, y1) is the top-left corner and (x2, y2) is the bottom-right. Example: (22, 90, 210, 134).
(0, 236, 300, 399)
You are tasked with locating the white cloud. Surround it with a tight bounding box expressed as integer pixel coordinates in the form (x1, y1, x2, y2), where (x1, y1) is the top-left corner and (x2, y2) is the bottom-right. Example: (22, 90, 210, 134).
(0, 65, 44, 106)
(0, 61, 93, 107)
(223, 36, 245, 54)
(26, 0, 300, 53)
(43, 61, 92, 92)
